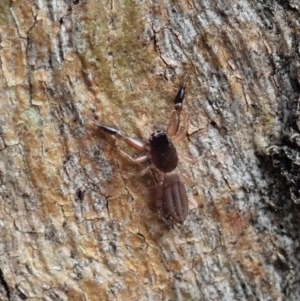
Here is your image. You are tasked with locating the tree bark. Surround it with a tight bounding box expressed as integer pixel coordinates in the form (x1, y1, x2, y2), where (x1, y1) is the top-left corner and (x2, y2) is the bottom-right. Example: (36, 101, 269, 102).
(0, 0, 299, 300)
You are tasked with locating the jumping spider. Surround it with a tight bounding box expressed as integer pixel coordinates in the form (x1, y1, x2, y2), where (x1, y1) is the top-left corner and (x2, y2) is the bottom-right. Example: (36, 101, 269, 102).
(93, 82, 195, 224)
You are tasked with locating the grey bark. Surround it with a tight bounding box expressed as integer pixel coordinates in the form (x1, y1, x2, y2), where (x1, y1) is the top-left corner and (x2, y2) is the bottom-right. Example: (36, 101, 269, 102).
(0, 0, 299, 300)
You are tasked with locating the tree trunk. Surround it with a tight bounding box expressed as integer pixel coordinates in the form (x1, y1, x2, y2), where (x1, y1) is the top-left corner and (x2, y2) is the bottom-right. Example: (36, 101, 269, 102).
(0, 1, 299, 300)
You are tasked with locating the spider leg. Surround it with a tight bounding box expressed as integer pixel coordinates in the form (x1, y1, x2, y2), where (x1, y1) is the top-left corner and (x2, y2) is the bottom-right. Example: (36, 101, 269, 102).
(124, 165, 152, 179)
(180, 172, 194, 188)
(181, 152, 209, 164)
(171, 112, 189, 142)
(148, 179, 164, 213)
(167, 80, 187, 137)
(93, 122, 147, 151)
(118, 149, 149, 164)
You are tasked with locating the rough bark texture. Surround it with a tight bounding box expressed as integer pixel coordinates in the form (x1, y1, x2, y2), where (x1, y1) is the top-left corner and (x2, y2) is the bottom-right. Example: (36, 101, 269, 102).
(0, 0, 300, 300)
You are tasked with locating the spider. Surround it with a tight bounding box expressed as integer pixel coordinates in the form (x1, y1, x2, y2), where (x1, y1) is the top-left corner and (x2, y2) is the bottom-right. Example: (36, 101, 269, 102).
(93, 81, 195, 224)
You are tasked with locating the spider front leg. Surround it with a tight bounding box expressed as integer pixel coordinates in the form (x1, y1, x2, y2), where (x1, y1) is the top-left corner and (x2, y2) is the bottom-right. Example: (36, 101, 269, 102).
(93, 123, 149, 164)
(167, 82, 189, 141)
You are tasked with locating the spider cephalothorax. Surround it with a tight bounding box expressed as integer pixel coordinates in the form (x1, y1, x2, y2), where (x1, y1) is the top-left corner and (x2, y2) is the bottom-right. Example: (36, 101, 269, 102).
(149, 131, 178, 173)
(93, 81, 193, 224)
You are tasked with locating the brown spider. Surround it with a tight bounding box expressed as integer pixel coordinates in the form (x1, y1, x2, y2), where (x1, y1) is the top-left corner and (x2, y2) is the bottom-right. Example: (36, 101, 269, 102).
(93, 82, 194, 224)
